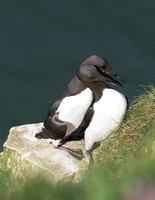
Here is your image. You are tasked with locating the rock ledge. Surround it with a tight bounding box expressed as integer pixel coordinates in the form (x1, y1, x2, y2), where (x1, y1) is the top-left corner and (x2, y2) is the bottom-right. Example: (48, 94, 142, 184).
(1, 123, 89, 183)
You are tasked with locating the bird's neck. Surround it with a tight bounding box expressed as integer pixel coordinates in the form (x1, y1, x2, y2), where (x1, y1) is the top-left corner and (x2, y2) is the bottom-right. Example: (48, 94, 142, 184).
(68, 75, 87, 95)
(88, 81, 111, 102)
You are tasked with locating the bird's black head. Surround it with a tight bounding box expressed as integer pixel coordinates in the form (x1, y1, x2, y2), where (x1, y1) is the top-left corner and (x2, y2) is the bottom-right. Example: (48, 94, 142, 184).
(77, 55, 125, 87)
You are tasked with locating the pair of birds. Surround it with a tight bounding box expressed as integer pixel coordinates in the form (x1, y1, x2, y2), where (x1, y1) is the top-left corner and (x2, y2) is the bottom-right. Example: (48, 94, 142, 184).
(36, 55, 128, 163)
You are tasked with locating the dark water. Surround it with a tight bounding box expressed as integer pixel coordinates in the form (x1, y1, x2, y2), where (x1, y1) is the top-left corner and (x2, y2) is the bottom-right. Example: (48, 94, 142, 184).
(0, 0, 155, 150)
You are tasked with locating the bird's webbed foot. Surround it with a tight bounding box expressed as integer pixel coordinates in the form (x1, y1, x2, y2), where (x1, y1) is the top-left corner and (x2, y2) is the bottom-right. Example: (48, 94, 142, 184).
(55, 146, 84, 161)
(86, 150, 93, 165)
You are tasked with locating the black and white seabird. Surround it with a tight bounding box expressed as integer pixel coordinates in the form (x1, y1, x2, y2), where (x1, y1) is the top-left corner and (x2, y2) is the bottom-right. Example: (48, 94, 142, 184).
(36, 55, 111, 159)
(76, 55, 128, 163)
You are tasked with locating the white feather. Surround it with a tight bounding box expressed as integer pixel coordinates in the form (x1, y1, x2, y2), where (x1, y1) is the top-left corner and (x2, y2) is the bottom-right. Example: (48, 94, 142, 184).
(85, 88, 127, 151)
(51, 88, 93, 147)
(56, 88, 93, 129)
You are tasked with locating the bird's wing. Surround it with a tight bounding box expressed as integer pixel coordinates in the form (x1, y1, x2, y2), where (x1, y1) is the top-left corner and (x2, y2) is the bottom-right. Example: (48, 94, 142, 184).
(84, 106, 94, 127)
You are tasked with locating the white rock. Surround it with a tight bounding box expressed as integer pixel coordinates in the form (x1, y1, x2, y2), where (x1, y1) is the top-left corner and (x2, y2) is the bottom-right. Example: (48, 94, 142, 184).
(1, 123, 89, 183)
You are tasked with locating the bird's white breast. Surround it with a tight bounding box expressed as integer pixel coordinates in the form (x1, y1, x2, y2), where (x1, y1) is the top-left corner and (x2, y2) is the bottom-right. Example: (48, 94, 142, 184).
(85, 88, 127, 150)
(56, 88, 93, 129)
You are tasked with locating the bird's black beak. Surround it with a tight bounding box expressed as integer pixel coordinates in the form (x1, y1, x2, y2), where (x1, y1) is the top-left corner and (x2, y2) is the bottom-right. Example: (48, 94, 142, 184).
(114, 73, 126, 84)
(103, 72, 125, 87)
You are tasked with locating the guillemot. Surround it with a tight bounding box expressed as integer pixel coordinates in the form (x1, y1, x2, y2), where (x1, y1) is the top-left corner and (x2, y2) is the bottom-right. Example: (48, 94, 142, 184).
(36, 55, 111, 159)
(76, 55, 127, 163)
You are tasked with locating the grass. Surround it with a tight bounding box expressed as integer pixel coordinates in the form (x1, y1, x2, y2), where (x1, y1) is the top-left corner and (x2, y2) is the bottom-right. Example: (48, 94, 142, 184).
(0, 85, 155, 200)
(93, 85, 155, 177)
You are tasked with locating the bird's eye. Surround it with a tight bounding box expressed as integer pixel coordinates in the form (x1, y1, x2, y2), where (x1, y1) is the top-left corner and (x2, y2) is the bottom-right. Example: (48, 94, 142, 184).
(102, 65, 106, 69)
